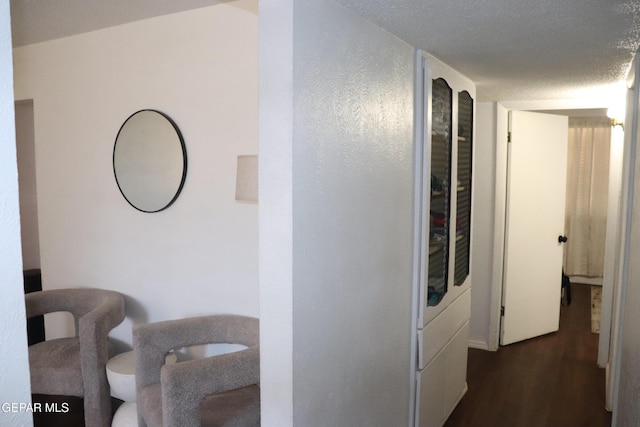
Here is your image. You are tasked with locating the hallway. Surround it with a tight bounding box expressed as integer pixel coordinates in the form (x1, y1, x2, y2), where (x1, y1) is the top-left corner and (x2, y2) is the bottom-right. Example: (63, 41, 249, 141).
(446, 283, 611, 427)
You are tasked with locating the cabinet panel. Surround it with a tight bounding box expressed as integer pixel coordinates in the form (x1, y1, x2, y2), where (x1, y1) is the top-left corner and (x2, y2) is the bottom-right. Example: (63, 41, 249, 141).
(414, 53, 475, 427)
(416, 344, 447, 427)
(445, 321, 469, 413)
(416, 321, 470, 427)
(418, 289, 470, 369)
(418, 55, 475, 328)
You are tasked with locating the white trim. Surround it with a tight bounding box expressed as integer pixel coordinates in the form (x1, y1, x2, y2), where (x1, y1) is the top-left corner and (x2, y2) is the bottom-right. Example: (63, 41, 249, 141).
(570, 276, 603, 286)
(408, 47, 424, 427)
(488, 103, 509, 351)
(258, 1, 294, 423)
(468, 339, 490, 351)
(598, 126, 624, 368)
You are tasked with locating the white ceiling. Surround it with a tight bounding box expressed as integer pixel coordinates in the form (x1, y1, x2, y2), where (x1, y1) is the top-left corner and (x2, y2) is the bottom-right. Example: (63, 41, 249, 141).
(10, 0, 640, 102)
(9, 0, 228, 47)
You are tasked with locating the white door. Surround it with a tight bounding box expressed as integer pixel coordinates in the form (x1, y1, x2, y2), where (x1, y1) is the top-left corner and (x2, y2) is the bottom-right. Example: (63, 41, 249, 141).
(500, 110, 569, 345)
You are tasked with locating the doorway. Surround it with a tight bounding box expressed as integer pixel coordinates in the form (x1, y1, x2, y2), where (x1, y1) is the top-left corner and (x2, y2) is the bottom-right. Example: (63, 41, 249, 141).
(478, 102, 621, 413)
(500, 110, 614, 346)
(15, 99, 41, 271)
(500, 110, 568, 346)
(485, 104, 618, 349)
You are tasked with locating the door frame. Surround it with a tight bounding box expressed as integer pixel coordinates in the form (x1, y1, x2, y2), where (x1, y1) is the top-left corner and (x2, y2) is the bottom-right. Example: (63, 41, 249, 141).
(488, 99, 617, 351)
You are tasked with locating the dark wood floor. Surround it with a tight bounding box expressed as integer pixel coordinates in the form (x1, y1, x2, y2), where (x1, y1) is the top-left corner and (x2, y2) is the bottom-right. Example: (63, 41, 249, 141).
(31, 394, 122, 427)
(446, 283, 611, 427)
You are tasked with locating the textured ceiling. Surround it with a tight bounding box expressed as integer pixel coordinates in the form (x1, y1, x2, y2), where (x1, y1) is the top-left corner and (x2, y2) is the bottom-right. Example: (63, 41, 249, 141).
(336, 0, 640, 101)
(10, 0, 640, 102)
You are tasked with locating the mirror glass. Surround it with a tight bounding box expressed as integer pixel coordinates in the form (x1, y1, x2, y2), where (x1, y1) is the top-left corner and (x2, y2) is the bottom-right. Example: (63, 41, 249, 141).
(113, 110, 187, 213)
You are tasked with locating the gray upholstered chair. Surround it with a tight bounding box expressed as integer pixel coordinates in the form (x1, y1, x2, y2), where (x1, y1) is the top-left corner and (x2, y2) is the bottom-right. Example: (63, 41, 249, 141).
(133, 315, 260, 427)
(25, 288, 126, 427)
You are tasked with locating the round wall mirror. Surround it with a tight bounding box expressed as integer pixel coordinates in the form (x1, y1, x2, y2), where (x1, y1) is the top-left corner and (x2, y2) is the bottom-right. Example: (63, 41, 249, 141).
(113, 110, 187, 213)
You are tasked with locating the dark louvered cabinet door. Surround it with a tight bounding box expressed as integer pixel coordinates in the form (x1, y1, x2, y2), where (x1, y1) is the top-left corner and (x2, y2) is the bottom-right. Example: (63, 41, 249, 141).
(427, 78, 453, 307)
(454, 91, 473, 286)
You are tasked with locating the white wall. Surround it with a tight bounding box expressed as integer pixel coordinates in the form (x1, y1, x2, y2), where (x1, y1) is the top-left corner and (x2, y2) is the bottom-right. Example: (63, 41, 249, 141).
(258, 0, 294, 423)
(0, 0, 33, 425)
(260, 0, 415, 425)
(613, 53, 640, 426)
(12, 1, 259, 347)
(479, 102, 509, 350)
(469, 102, 497, 349)
(469, 102, 508, 351)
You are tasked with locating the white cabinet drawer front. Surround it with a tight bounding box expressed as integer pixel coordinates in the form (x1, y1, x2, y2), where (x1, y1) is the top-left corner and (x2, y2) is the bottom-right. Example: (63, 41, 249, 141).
(418, 288, 470, 369)
(416, 321, 469, 427)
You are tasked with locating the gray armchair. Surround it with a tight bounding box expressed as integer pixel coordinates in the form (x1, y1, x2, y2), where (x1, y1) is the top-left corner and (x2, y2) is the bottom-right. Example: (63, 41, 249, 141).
(25, 288, 126, 427)
(133, 315, 260, 427)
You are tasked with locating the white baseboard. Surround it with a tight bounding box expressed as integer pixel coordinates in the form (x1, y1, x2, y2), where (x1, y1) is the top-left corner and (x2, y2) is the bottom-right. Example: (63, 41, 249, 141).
(468, 339, 489, 350)
(569, 275, 603, 286)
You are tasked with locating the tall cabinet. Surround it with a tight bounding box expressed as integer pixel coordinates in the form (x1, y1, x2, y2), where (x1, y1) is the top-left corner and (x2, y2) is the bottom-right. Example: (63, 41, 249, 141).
(414, 53, 475, 427)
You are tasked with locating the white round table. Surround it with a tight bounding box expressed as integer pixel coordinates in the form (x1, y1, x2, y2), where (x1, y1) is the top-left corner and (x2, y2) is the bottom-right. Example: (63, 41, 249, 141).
(106, 351, 137, 427)
(111, 402, 137, 427)
(106, 351, 178, 427)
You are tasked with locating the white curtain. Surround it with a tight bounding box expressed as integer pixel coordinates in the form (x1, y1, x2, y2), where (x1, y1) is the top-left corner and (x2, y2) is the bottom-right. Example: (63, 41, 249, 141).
(563, 117, 611, 277)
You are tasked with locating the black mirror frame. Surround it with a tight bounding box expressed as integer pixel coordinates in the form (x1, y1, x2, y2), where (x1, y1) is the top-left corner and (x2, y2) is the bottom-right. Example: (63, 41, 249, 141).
(112, 109, 188, 213)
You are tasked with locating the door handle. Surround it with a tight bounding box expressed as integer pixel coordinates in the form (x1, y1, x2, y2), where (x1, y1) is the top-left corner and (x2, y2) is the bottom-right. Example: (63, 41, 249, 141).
(558, 235, 568, 243)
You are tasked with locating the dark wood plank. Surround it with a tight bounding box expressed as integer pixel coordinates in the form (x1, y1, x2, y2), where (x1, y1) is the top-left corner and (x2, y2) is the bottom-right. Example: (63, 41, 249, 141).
(446, 283, 611, 427)
(32, 395, 84, 427)
(31, 394, 122, 427)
